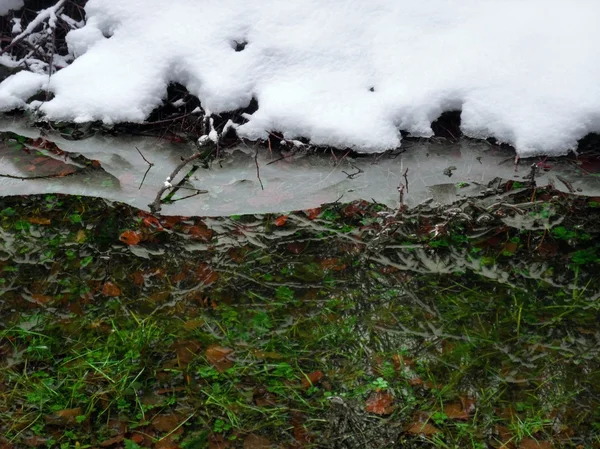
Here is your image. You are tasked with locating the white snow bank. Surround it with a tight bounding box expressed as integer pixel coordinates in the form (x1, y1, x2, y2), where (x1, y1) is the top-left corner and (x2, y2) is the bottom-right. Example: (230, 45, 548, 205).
(3, 0, 600, 156)
(0, 71, 46, 111)
(0, 0, 23, 16)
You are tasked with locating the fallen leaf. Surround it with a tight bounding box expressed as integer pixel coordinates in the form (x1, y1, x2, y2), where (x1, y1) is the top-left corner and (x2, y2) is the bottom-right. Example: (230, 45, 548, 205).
(406, 421, 440, 436)
(206, 345, 234, 372)
(119, 230, 142, 245)
(184, 224, 213, 241)
(131, 271, 145, 286)
(518, 439, 553, 449)
(304, 208, 321, 220)
(273, 215, 288, 226)
(286, 242, 305, 254)
(183, 319, 204, 331)
(319, 258, 347, 271)
(101, 282, 121, 297)
(28, 217, 51, 225)
(31, 294, 53, 305)
(301, 370, 323, 389)
(196, 264, 219, 285)
(209, 434, 229, 449)
(151, 414, 183, 433)
(45, 407, 83, 426)
(99, 435, 124, 447)
(365, 391, 395, 415)
(444, 402, 470, 420)
(243, 434, 271, 449)
(172, 340, 202, 366)
(291, 412, 311, 445)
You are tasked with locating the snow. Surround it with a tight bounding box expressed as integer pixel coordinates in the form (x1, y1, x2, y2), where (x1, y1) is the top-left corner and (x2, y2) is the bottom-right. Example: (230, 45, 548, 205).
(0, 71, 46, 111)
(0, 0, 23, 16)
(2, 0, 600, 156)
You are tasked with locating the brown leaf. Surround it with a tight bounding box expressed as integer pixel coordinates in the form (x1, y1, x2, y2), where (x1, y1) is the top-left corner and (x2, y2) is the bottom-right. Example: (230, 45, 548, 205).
(518, 439, 553, 449)
(365, 391, 395, 415)
(119, 230, 142, 245)
(243, 434, 271, 449)
(151, 413, 184, 433)
(206, 345, 234, 372)
(46, 407, 83, 426)
(304, 208, 321, 220)
(28, 217, 51, 225)
(301, 370, 323, 389)
(172, 340, 202, 366)
(319, 258, 347, 272)
(31, 294, 53, 305)
(184, 224, 213, 241)
(406, 421, 440, 436)
(101, 281, 121, 297)
(196, 264, 219, 285)
(444, 402, 470, 420)
(208, 434, 229, 449)
(286, 242, 306, 254)
(183, 319, 204, 331)
(99, 435, 124, 447)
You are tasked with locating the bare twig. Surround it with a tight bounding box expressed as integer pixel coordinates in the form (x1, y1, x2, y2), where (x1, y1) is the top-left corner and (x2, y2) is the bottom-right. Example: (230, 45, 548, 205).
(148, 147, 211, 214)
(403, 167, 409, 193)
(254, 146, 264, 190)
(341, 164, 364, 179)
(555, 175, 575, 193)
(136, 146, 154, 189)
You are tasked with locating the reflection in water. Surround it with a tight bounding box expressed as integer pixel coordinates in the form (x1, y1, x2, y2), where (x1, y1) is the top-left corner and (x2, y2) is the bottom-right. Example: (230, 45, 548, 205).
(2, 118, 600, 216)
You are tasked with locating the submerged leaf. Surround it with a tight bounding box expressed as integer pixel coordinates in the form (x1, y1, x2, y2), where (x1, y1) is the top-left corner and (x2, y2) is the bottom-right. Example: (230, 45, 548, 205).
(119, 230, 142, 245)
(365, 391, 395, 415)
(206, 345, 234, 372)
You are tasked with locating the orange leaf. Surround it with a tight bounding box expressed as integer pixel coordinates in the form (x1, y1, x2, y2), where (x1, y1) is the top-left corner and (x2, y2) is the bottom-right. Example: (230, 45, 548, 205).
(101, 282, 121, 297)
(365, 391, 395, 415)
(206, 345, 234, 372)
(301, 370, 323, 389)
(273, 215, 288, 227)
(119, 230, 142, 245)
(304, 208, 321, 220)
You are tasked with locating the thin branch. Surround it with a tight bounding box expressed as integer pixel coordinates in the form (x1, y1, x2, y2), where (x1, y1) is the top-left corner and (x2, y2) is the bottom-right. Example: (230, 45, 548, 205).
(254, 146, 264, 190)
(148, 147, 212, 214)
(136, 146, 154, 189)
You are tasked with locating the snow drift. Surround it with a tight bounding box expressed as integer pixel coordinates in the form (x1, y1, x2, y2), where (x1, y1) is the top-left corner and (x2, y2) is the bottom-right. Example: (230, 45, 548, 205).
(1, 0, 600, 156)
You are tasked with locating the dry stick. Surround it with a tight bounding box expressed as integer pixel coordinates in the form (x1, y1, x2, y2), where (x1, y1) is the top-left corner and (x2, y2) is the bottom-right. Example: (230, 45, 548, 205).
(135, 146, 154, 190)
(403, 167, 409, 193)
(254, 146, 264, 190)
(555, 174, 575, 193)
(148, 151, 210, 214)
(341, 163, 364, 179)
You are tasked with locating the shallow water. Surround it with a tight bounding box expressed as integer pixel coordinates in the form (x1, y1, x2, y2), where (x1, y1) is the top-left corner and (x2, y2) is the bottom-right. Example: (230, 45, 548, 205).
(0, 185, 599, 448)
(2, 118, 600, 217)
